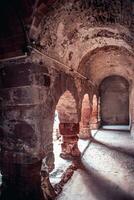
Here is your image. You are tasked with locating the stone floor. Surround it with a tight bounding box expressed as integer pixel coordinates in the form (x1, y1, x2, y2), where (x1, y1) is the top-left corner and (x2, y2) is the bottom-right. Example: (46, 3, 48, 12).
(56, 128, 134, 200)
(50, 138, 71, 185)
(50, 135, 91, 185)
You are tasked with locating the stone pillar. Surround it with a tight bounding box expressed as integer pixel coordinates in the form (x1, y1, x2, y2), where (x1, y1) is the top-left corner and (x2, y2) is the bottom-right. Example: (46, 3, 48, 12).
(79, 106, 91, 139)
(0, 63, 54, 200)
(90, 96, 100, 129)
(59, 123, 80, 159)
(79, 94, 92, 139)
(0, 158, 44, 200)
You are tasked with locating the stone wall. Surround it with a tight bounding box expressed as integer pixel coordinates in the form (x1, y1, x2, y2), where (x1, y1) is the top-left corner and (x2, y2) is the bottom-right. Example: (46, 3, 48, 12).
(0, 59, 86, 198)
(100, 75, 129, 125)
(0, 0, 134, 198)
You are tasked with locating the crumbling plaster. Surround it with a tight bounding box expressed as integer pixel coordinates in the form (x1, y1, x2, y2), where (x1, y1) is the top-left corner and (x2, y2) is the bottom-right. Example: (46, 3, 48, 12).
(30, 0, 134, 75)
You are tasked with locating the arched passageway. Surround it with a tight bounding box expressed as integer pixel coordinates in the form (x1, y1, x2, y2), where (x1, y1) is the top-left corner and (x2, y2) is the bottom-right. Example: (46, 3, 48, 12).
(55, 90, 80, 159)
(0, 0, 134, 200)
(99, 76, 129, 126)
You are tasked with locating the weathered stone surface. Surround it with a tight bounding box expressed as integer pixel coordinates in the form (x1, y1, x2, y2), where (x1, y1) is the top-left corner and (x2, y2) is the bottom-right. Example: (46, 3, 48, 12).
(0, 161, 45, 200)
(90, 95, 100, 129)
(0, 63, 49, 88)
(56, 90, 79, 123)
(0, 63, 53, 166)
(34, 0, 134, 72)
(100, 76, 129, 125)
(41, 170, 56, 199)
(59, 123, 80, 159)
(80, 94, 91, 139)
(57, 129, 134, 200)
(0, 1, 134, 200)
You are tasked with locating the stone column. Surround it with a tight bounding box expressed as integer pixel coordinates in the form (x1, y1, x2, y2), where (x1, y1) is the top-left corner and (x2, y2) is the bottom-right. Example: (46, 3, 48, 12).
(79, 105, 91, 139)
(79, 94, 92, 139)
(0, 158, 44, 200)
(0, 63, 54, 200)
(90, 97, 100, 129)
(59, 123, 80, 159)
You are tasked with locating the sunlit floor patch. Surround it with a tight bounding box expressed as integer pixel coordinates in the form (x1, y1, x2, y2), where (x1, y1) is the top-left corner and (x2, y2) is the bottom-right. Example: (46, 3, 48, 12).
(102, 125, 130, 131)
(49, 134, 94, 186)
(50, 139, 71, 185)
(57, 129, 134, 200)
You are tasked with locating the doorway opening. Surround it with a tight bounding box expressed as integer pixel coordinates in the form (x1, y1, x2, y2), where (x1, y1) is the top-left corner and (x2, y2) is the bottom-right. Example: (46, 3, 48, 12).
(99, 75, 129, 131)
(50, 90, 78, 185)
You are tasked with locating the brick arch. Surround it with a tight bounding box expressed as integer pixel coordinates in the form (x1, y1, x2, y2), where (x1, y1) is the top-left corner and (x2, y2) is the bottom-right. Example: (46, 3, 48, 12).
(78, 45, 134, 87)
(29, 0, 133, 74)
(78, 46, 133, 73)
(55, 89, 81, 159)
(56, 90, 78, 123)
(52, 81, 81, 159)
(52, 72, 80, 120)
(29, 0, 57, 40)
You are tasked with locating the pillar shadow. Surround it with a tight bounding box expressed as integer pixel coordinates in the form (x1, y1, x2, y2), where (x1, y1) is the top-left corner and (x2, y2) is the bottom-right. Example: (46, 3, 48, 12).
(81, 130, 99, 157)
(90, 136, 134, 159)
(75, 158, 134, 200)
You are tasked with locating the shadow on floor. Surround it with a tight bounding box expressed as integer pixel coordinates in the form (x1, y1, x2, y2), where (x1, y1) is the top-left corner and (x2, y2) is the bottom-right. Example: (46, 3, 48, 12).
(81, 130, 99, 157)
(90, 136, 134, 159)
(74, 158, 134, 200)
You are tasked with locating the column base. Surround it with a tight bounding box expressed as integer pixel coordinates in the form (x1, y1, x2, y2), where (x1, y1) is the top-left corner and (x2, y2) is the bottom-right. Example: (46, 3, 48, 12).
(59, 123, 81, 160)
(60, 135, 81, 160)
(90, 122, 100, 130)
(79, 128, 91, 139)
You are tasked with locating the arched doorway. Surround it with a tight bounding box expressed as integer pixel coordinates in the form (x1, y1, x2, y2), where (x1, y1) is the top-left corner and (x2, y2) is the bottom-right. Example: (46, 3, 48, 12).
(99, 76, 129, 126)
(49, 90, 80, 188)
(54, 90, 80, 159)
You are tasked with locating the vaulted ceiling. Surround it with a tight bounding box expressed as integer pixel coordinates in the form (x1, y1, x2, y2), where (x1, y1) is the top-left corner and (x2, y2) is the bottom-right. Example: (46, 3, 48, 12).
(0, 0, 133, 62)
(0, 0, 56, 59)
